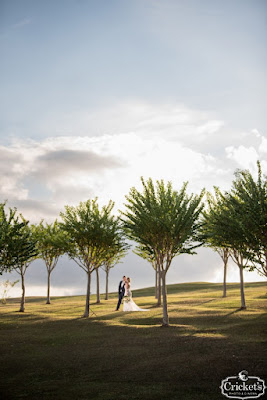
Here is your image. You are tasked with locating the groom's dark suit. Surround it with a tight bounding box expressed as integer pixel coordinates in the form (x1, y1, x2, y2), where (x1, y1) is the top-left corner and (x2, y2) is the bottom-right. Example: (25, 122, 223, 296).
(116, 280, 125, 310)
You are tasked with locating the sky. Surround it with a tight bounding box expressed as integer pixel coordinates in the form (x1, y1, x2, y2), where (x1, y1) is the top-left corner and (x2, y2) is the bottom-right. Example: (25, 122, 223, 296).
(0, 0, 266, 298)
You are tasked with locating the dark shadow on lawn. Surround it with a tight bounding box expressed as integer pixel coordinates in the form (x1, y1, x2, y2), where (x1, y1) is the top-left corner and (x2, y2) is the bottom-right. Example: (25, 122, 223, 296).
(1, 312, 265, 400)
(194, 299, 217, 306)
(222, 308, 246, 318)
(0, 312, 48, 324)
(167, 298, 217, 307)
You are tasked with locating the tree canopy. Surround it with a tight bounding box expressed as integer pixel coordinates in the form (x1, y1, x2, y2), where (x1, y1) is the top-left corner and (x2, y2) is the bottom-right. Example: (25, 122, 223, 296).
(202, 161, 267, 278)
(121, 177, 204, 325)
(60, 198, 128, 317)
(33, 220, 67, 304)
(0, 203, 37, 275)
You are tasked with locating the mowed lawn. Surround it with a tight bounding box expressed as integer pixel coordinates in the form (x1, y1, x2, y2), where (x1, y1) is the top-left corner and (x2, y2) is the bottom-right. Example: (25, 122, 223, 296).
(0, 282, 266, 400)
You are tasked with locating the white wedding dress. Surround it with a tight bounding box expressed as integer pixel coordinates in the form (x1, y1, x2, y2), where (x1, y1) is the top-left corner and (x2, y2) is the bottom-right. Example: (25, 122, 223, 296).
(123, 283, 149, 312)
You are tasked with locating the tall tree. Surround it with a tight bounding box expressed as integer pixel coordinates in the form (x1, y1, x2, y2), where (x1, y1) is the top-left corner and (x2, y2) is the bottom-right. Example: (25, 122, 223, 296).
(134, 244, 162, 304)
(95, 268, 101, 304)
(60, 198, 126, 317)
(217, 247, 230, 298)
(199, 206, 230, 298)
(14, 222, 38, 312)
(0, 202, 28, 274)
(202, 189, 248, 309)
(33, 220, 67, 304)
(228, 161, 267, 278)
(121, 178, 204, 326)
(202, 162, 266, 307)
(101, 242, 129, 300)
(0, 203, 37, 311)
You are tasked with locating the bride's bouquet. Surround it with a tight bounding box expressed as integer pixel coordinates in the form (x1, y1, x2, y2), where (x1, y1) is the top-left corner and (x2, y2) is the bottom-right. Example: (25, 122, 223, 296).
(124, 295, 130, 303)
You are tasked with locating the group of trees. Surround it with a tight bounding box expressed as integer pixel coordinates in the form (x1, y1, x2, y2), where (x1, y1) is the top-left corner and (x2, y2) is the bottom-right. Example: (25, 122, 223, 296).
(0, 161, 266, 326)
(60, 199, 129, 317)
(0, 200, 128, 317)
(201, 161, 267, 309)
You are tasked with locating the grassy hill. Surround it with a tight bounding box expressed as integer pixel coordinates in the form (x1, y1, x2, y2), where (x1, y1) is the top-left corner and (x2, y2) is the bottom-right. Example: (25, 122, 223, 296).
(0, 281, 266, 400)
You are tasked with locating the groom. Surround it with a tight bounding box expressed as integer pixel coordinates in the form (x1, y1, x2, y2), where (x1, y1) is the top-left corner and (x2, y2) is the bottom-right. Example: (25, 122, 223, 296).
(116, 276, 127, 311)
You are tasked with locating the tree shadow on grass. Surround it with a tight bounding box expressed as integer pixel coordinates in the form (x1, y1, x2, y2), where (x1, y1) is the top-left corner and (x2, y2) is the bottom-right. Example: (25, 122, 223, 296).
(1, 312, 265, 400)
(194, 298, 217, 306)
(221, 308, 246, 319)
(0, 312, 48, 325)
(168, 298, 217, 307)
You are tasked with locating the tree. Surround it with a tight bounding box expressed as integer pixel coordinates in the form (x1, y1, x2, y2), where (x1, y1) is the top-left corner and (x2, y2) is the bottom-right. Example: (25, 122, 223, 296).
(0, 279, 19, 304)
(33, 220, 67, 304)
(95, 268, 101, 304)
(199, 203, 230, 298)
(134, 244, 162, 304)
(202, 189, 248, 309)
(0, 202, 28, 274)
(60, 198, 127, 317)
(216, 247, 230, 298)
(202, 162, 267, 308)
(0, 203, 37, 311)
(227, 161, 267, 278)
(121, 178, 204, 326)
(101, 242, 129, 300)
(14, 222, 38, 312)
(0, 202, 14, 274)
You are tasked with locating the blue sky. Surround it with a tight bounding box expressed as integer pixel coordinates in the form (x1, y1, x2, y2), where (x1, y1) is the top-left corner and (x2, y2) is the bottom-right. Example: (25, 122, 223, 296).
(0, 0, 266, 296)
(1, 0, 266, 141)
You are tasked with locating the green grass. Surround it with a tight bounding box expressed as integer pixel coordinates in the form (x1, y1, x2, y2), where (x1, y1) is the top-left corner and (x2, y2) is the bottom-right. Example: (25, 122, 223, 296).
(0, 281, 266, 400)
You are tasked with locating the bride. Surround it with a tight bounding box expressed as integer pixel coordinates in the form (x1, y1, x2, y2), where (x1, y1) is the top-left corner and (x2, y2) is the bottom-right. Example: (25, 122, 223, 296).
(123, 277, 149, 312)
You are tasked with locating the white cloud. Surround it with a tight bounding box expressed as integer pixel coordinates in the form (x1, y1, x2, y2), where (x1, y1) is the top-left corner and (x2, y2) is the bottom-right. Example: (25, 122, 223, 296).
(225, 145, 259, 171)
(259, 136, 267, 153)
(0, 102, 233, 222)
(1, 101, 265, 229)
(251, 128, 261, 138)
(225, 129, 267, 177)
(0, 132, 222, 222)
(39, 101, 224, 145)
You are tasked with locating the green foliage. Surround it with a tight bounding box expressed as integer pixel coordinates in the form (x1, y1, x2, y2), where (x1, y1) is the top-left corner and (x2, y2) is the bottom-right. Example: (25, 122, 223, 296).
(228, 161, 267, 277)
(202, 161, 267, 277)
(134, 244, 156, 269)
(121, 178, 205, 270)
(60, 198, 128, 272)
(32, 220, 67, 271)
(0, 202, 38, 274)
(121, 177, 204, 325)
(60, 198, 129, 316)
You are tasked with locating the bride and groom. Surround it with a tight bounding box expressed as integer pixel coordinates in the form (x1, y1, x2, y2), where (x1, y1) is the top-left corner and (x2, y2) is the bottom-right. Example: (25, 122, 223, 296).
(116, 276, 149, 312)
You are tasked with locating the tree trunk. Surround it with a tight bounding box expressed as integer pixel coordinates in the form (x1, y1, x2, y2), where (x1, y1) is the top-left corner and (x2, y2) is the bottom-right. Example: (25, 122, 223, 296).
(161, 271, 169, 326)
(46, 271, 51, 304)
(96, 268, 100, 303)
(105, 269, 109, 300)
(83, 272, 91, 317)
(239, 265, 246, 309)
(19, 273, 25, 312)
(157, 264, 162, 306)
(155, 267, 158, 299)
(223, 260, 227, 298)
